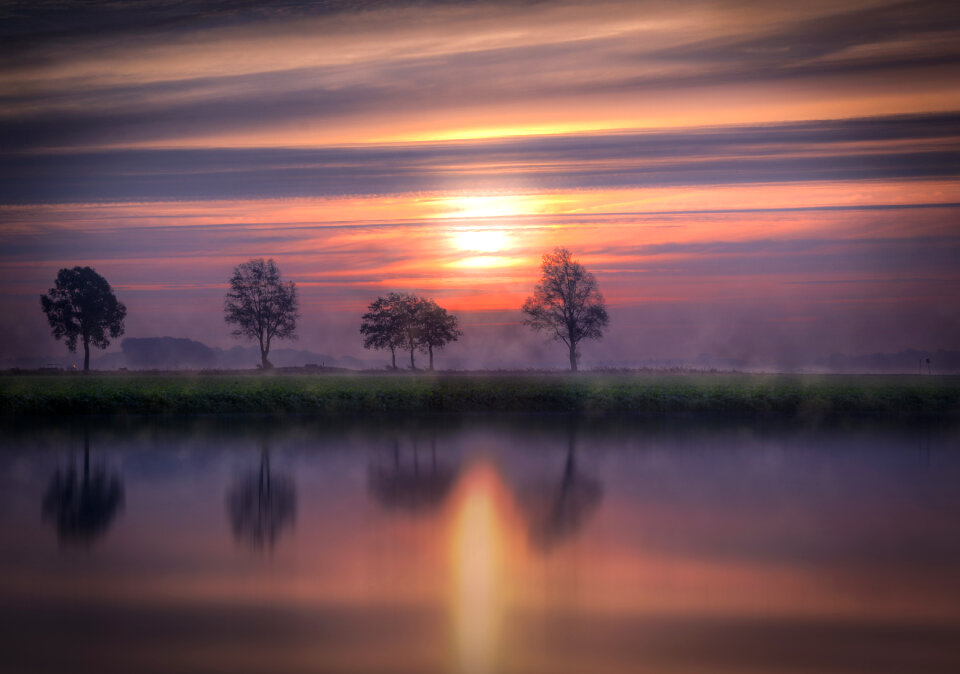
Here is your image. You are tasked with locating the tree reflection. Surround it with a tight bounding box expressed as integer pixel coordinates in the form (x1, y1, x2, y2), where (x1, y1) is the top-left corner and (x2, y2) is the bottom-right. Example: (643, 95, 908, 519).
(43, 433, 124, 545)
(368, 438, 457, 513)
(227, 444, 296, 550)
(520, 427, 603, 552)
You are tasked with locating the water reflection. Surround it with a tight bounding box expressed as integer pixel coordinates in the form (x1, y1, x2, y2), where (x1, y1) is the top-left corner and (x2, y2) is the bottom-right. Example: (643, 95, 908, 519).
(518, 427, 603, 552)
(368, 437, 458, 513)
(42, 432, 124, 545)
(226, 443, 296, 550)
(2, 417, 958, 674)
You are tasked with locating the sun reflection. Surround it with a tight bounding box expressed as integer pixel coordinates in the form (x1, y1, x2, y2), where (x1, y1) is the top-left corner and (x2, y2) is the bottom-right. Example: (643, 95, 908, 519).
(450, 463, 505, 674)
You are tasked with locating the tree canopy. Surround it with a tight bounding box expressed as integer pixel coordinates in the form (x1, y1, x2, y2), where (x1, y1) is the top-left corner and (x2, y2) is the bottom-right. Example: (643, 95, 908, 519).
(360, 292, 461, 370)
(521, 247, 608, 371)
(40, 266, 127, 371)
(224, 258, 299, 369)
(360, 292, 410, 370)
(418, 299, 462, 370)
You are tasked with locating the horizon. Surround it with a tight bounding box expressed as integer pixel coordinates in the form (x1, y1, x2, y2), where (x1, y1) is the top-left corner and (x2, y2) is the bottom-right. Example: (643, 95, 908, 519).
(2, 0, 959, 369)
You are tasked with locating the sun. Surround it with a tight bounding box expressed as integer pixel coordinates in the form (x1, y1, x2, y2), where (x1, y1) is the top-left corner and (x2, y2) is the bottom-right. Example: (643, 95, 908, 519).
(453, 229, 510, 253)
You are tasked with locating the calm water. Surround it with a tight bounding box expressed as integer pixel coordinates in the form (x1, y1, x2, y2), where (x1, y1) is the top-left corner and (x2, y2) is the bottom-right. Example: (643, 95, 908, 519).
(1, 416, 958, 674)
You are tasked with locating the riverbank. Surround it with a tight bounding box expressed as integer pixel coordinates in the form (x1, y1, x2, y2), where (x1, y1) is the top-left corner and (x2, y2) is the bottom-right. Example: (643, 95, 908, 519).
(2, 372, 958, 418)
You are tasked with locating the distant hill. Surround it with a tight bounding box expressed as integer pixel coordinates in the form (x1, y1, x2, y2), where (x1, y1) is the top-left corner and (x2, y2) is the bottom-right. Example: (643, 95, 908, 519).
(123, 337, 216, 369)
(3, 337, 371, 370)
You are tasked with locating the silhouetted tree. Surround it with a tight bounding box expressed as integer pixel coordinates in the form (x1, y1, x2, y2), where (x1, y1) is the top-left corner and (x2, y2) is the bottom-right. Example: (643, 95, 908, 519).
(361, 292, 460, 370)
(395, 293, 424, 369)
(227, 445, 296, 550)
(224, 258, 299, 369)
(418, 299, 462, 370)
(522, 247, 608, 371)
(360, 292, 409, 369)
(43, 432, 125, 544)
(40, 266, 126, 371)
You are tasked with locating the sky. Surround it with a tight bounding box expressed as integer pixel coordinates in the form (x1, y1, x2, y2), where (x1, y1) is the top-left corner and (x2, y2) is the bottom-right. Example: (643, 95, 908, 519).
(1, 0, 959, 369)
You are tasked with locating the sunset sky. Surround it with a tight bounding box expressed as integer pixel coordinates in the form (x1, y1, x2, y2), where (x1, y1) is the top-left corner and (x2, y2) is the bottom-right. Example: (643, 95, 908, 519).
(1, 0, 958, 368)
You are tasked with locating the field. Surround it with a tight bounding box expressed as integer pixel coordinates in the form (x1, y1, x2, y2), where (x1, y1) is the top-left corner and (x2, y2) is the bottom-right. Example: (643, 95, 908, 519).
(2, 371, 959, 417)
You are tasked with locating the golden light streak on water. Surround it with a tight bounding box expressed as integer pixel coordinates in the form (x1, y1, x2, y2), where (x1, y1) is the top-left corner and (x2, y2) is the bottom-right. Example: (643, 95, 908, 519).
(449, 463, 507, 674)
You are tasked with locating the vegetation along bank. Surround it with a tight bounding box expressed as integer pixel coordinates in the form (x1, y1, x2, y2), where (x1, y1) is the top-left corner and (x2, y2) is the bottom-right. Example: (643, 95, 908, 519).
(2, 373, 959, 418)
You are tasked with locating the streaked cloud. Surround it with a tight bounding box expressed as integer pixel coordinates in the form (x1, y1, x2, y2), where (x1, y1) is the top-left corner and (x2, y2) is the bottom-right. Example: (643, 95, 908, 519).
(3, 113, 958, 202)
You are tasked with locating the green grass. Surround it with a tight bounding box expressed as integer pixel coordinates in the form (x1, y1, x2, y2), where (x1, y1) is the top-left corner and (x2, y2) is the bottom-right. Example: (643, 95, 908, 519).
(2, 372, 959, 417)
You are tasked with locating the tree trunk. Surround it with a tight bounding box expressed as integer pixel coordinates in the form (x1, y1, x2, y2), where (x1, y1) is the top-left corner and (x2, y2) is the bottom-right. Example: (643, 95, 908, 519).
(390, 347, 396, 370)
(429, 344, 434, 370)
(83, 336, 90, 372)
(569, 342, 578, 372)
(409, 347, 416, 370)
(260, 335, 272, 369)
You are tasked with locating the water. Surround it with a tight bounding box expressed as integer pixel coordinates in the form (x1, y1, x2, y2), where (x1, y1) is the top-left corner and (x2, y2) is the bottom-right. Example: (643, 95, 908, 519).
(1, 416, 958, 673)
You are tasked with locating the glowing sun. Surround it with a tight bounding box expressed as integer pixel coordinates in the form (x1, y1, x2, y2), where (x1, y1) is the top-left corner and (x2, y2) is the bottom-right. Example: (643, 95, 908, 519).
(453, 229, 510, 253)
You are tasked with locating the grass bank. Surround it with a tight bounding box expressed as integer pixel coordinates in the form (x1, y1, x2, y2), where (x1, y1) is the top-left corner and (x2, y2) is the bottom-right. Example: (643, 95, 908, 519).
(2, 372, 959, 418)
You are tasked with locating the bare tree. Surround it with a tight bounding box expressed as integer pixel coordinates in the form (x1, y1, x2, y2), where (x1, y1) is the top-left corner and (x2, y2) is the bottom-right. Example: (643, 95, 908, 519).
(522, 247, 608, 371)
(40, 266, 127, 371)
(224, 258, 299, 369)
(418, 299, 462, 370)
(360, 292, 408, 370)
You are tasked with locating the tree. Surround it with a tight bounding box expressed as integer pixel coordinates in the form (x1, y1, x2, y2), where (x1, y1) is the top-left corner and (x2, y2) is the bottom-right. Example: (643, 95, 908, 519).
(361, 293, 462, 370)
(418, 299, 462, 370)
(394, 293, 424, 369)
(521, 247, 608, 372)
(224, 258, 299, 369)
(40, 266, 127, 371)
(360, 292, 408, 370)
